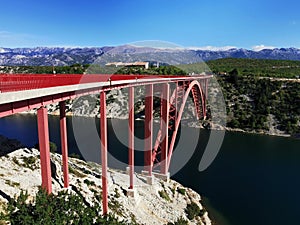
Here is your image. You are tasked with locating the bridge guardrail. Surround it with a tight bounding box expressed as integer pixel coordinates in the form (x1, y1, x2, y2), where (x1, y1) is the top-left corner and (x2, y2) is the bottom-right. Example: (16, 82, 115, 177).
(0, 74, 193, 93)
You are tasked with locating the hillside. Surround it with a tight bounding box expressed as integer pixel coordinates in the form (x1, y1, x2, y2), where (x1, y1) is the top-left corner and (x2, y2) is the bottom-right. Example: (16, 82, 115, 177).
(202, 59, 299, 136)
(216, 75, 300, 136)
(0, 136, 211, 225)
(207, 58, 300, 78)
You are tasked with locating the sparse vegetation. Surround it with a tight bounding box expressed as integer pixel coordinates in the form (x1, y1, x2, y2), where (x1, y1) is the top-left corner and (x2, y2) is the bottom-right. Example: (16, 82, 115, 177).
(83, 179, 95, 186)
(12, 157, 20, 166)
(167, 216, 189, 225)
(49, 142, 57, 153)
(177, 188, 186, 195)
(216, 74, 300, 135)
(180, 58, 300, 135)
(90, 188, 102, 201)
(69, 153, 81, 159)
(34, 141, 58, 153)
(114, 188, 121, 198)
(21, 156, 37, 170)
(169, 186, 176, 195)
(0, 188, 131, 225)
(185, 202, 204, 220)
(158, 190, 171, 202)
(11, 156, 38, 170)
(116, 65, 187, 75)
(207, 58, 300, 78)
(68, 165, 86, 178)
(82, 168, 92, 175)
(108, 197, 124, 217)
(4, 180, 20, 188)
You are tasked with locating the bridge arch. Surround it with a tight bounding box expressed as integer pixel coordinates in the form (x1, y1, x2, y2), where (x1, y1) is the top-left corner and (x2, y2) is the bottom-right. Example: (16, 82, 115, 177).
(152, 79, 207, 172)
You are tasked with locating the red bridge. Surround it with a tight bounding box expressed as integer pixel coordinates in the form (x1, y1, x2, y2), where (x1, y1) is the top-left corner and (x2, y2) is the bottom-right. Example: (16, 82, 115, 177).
(0, 73, 211, 214)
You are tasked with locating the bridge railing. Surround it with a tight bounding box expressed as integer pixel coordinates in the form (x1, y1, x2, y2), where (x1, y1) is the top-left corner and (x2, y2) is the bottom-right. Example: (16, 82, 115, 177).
(0, 74, 81, 92)
(0, 74, 191, 93)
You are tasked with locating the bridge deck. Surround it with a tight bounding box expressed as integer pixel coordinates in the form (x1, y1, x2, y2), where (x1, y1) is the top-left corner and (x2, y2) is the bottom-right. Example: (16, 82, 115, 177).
(0, 74, 211, 105)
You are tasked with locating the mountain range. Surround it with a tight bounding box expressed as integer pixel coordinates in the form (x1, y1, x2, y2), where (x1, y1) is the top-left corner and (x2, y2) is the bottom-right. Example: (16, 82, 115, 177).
(1, 45, 300, 66)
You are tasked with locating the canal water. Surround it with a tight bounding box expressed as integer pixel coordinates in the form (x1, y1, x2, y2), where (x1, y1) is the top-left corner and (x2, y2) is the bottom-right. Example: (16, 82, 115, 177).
(0, 114, 299, 225)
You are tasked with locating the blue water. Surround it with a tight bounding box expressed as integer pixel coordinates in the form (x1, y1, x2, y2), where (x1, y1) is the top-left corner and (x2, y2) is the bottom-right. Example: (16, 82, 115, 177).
(173, 131, 300, 225)
(0, 114, 299, 225)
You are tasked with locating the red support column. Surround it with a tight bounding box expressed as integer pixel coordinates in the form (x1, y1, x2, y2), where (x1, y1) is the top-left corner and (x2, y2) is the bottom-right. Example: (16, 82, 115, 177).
(59, 101, 69, 188)
(175, 82, 178, 121)
(204, 79, 208, 119)
(128, 87, 134, 189)
(160, 83, 169, 175)
(37, 107, 52, 194)
(100, 91, 108, 215)
(144, 84, 153, 176)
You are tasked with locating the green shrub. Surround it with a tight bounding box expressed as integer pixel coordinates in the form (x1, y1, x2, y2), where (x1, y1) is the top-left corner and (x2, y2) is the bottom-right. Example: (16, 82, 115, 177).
(0, 188, 131, 225)
(5, 180, 20, 187)
(49, 142, 57, 153)
(69, 153, 81, 159)
(158, 190, 171, 202)
(11, 156, 37, 170)
(22, 156, 36, 165)
(177, 188, 186, 195)
(185, 202, 201, 220)
(21, 156, 37, 170)
(68, 166, 86, 178)
(114, 188, 121, 198)
(12, 157, 20, 166)
(108, 197, 124, 216)
(167, 216, 189, 225)
(34, 142, 57, 153)
(83, 179, 95, 186)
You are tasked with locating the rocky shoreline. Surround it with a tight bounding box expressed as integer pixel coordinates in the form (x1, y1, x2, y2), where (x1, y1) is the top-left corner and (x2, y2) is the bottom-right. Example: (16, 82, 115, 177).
(208, 122, 291, 138)
(21, 107, 292, 140)
(0, 142, 212, 225)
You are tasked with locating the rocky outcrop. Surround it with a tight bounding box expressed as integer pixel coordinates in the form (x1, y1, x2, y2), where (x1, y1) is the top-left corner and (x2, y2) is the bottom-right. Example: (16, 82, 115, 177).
(0, 147, 211, 225)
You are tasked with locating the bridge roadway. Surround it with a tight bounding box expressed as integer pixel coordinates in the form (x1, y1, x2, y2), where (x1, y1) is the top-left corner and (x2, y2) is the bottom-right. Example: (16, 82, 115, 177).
(0, 74, 211, 117)
(0, 73, 212, 215)
(0, 75, 200, 104)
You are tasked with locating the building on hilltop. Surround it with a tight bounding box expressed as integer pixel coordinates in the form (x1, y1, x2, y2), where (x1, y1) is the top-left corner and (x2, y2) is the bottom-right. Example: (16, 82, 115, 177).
(105, 61, 149, 69)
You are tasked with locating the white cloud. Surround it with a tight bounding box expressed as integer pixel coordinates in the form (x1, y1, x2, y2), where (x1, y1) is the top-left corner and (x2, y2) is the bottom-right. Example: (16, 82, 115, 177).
(252, 45, 276, 51)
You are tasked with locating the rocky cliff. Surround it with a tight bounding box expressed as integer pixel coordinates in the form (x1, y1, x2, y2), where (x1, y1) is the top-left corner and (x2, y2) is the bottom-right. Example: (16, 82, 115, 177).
(0, 136, 211, 225)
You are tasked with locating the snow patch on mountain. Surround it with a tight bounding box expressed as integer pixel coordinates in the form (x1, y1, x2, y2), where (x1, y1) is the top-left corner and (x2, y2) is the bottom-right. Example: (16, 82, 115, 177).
(187, 46, 237, 51)
(252, 45, 276, 51)
(1, 45, 300, 66)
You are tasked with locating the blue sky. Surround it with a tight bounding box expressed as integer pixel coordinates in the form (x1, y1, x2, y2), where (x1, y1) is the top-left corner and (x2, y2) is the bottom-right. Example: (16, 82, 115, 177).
(0, 0, 300, 49)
